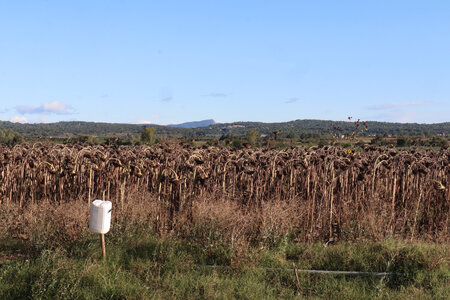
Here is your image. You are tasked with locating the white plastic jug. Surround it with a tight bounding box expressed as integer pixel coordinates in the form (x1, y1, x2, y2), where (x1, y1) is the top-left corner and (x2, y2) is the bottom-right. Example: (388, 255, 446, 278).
(89, 200, 112, 234)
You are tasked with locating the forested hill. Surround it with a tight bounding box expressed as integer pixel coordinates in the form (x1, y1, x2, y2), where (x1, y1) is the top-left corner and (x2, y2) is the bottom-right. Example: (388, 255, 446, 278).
(0, 119, 448, 138)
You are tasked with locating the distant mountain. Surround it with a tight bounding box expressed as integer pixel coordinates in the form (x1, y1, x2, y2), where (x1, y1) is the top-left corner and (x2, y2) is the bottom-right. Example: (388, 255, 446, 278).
(167, 119, 216, 128)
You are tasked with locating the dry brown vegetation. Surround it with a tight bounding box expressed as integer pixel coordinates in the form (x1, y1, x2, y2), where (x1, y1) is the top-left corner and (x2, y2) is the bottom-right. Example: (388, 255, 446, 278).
(0, 142, 449, 245)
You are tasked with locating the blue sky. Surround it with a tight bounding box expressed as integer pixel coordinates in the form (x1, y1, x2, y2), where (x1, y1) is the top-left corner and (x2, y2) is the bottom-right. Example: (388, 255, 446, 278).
(0, 1, 449, 125)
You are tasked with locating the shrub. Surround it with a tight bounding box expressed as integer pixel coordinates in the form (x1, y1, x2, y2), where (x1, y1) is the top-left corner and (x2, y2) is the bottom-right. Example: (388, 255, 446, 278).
(0, 129, 23, 145)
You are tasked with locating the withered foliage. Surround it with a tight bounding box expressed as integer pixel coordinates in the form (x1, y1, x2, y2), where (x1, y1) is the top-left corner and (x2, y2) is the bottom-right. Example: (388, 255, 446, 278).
(0, 142, 448, 242)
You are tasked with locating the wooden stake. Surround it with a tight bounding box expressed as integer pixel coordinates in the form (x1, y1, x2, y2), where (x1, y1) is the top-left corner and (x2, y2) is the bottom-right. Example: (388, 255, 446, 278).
(100, 233, 106, 259)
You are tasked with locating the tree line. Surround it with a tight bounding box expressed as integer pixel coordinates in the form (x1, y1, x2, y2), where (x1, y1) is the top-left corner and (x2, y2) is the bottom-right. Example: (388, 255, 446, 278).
(0, 119, 448, 138)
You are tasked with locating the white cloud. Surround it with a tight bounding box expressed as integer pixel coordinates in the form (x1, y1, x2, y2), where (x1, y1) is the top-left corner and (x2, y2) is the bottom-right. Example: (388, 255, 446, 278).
(10, 116, 28, 123)
(285, 97, 298, 104)
(137, 114, 161, 124)
(160, 88, 173, 102)
(137, 120, 153, 124)
(16, 101, 75, 115)
(161, 96, 173, 102)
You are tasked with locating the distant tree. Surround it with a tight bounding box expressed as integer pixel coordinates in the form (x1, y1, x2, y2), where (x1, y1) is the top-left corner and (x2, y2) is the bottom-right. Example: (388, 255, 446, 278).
(273, 130, 280, 140)
(318, 137, 330, 147)
(219, 133, 231, 141)
(247, 129, 259, 146)
(141, 126, 156, 145)
(396, 136, 409, 147)
(371, 135, 387, 146)
(285, 132, 296, 139)
(117, 134, 134, 146)
(105, 136, 119, 145)
(206, 138, 219, 146)
(430, 136, 448, 149)
(0, 129, 24, 145)
(75, 135, 94, 145)
(232, 136, 243, 149)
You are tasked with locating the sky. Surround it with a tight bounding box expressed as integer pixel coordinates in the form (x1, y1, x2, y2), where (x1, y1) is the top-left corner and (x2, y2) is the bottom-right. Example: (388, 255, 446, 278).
(0, 1, 449, 125)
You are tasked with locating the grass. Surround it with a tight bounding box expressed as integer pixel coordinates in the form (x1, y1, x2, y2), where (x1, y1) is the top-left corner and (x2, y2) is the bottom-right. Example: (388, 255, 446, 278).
(0, 199, 448, 299)
(1, 228, 448, 299)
